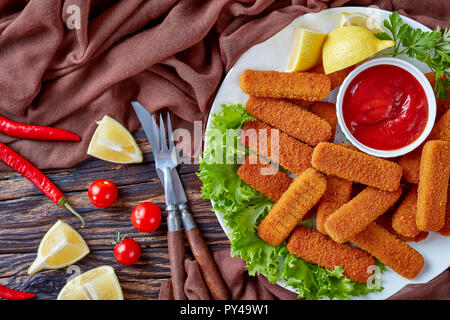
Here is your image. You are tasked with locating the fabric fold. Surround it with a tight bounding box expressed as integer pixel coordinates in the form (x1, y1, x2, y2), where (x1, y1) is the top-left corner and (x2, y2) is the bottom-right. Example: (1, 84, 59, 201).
(0, 0, 448, 169)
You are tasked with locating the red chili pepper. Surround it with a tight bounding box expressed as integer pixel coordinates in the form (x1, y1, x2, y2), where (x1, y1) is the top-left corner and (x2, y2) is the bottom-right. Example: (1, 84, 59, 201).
(0, 284, 36, 300)
(0, 142, 85, 228)
(0, 114, 81, 141)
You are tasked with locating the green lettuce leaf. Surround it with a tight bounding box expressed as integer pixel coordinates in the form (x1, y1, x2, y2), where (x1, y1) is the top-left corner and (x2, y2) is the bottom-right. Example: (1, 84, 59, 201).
(197, 103, 383, 300)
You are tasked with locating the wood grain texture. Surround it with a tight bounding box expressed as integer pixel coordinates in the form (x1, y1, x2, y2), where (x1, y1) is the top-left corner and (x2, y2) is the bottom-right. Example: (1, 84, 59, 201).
(168, 230, 187, 300)
(0, 128, 229, 300)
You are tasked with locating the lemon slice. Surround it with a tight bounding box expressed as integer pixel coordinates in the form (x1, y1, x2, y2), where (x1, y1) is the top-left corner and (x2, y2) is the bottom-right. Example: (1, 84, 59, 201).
(28, 220, 89, 275)
(322, 26, 395, 74)
(287, 27, 327, 72)
(87, 115, 143, 164)
(339, 12, 384, 34)
(57, 266, 123, 300)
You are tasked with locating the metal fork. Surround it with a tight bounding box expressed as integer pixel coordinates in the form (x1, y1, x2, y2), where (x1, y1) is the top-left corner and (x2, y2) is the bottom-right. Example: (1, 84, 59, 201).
(145, 112, 229, 300)
(148, 113, 187, 300)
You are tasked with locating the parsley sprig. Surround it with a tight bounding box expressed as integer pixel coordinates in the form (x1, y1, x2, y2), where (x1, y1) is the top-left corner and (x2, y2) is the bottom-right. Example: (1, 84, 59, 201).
(375, 12, 450, 100)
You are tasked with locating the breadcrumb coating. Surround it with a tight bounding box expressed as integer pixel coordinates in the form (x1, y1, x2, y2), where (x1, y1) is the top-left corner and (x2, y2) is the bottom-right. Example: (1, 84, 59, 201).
(284, 99, 313, 108)
(309, 102, 338, 141)
(392, 185, 421, 237)
(398, 148, 422, 184)
(282, 65, 354, 107)
(257, 168, 327, 246)
(324, 186, 402, 243)
(316, 175, 352, 234)
(245, 96, 332, 146)
(311, 142, 403, 191)
(240, 69, 331, 101)
(438, 184, 450, 236)
(309, 64, 354, 90)
(416, 140, 450, 231)
(287, 226, 375, 283)
(429, 109, 450, 142)
(350, 223, 424, 280)
(237, 157, 292, 202)
(376, 214, 428, 243)
(240, 120, 313, 175)
(398, 109, 450, 183)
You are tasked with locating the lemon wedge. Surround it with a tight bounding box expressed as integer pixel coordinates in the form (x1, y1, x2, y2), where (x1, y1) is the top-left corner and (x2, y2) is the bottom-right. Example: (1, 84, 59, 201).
(339, 12, 384, 33)
(87, 115, 143, 164)
(28, 220, 89, 275)
(57, 266, 124, 300)
(322, 26, 395, 74)
(287, 27, 327, 72)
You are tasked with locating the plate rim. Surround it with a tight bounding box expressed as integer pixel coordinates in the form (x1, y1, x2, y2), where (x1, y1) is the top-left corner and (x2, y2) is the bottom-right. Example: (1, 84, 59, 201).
(203, 6, 448, 300)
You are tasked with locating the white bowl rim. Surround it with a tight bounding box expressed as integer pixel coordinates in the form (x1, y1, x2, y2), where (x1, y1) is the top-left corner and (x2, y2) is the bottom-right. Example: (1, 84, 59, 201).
(336, 57, 437, 158)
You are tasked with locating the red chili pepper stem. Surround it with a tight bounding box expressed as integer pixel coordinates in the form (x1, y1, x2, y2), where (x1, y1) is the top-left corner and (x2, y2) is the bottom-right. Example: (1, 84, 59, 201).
(0, 142, 86, 228)
(0, 285, 36, 300)
(58, 197, 85, 229)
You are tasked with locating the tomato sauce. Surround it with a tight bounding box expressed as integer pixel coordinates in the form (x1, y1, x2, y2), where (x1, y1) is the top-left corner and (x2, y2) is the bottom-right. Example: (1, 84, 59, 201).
(342, 64, 428, 150)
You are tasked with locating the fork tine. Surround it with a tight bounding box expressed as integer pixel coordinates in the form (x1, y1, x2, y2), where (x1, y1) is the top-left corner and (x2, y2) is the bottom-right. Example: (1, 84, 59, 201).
(151, 114, 161, 152)
(167, 113, 175, 150)
(159, 113, 168, 151)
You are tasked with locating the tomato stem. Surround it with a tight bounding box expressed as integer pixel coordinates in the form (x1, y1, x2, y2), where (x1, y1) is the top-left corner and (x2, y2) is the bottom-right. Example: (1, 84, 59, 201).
(112, 232, 127, 245)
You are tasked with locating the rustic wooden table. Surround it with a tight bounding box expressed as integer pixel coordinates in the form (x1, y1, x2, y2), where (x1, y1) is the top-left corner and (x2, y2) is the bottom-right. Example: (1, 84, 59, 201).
(0, 128, 230, 300)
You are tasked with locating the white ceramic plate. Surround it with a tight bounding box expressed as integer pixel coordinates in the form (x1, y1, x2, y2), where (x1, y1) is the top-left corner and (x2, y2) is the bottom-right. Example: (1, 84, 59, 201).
(205, 6, 450, 299)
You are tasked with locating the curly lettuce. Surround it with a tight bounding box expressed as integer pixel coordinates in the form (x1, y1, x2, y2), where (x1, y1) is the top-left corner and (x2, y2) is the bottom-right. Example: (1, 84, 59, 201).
(197, 103, 383, 300)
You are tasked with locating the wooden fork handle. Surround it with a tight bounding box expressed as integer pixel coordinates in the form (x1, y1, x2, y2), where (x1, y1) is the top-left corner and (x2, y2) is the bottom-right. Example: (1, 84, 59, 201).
(168, 230, 187, 300)
(185, 226, 230, 300)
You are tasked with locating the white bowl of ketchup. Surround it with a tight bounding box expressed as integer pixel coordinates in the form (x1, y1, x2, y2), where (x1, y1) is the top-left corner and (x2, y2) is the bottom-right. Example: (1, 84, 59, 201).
(336, 57, 436, 158)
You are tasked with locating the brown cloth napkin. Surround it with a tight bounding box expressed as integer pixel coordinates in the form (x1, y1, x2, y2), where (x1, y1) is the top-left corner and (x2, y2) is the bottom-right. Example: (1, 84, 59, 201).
(158, 248, 450, 300)
(1, 0, 449, 300)
(0, 0, 449, 170)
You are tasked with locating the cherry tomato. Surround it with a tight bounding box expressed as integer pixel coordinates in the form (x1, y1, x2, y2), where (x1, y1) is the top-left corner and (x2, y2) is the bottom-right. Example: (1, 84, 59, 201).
(113, 235, 141, 266)
(88, 179, 118, 208)
(131, 202, 161, 233)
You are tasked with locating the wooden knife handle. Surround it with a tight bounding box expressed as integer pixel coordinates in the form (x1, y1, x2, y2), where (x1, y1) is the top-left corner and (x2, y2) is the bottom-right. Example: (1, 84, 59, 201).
(168, 230, 187, 300)
(185, 227, 230, 300)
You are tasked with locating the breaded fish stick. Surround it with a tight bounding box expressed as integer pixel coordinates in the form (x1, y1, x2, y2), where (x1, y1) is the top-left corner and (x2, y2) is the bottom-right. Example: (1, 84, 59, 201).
(240, 69, 331, 101)
(324, 186, 402, 243)
(376, 214, 428, 243)
(438, 184, 450, 236)
(283, 65, 354, 107)
(392, 185, 421, 237)
(398, 148, 422, 184)
(350, 223, 424, 279)
(237, 157, 292, 202)
(237, 158, 316, 221)
(287, 226, 375, 283)
(311, 142, 403, 191)
(430, 108, 450, 142)
(309, 64, 355, 90)
(257, 168, 327, 246)
(316, 175, 352, 234)
(240, 121, 313, 176)
(309, 102, 338, 141)
(246, 96, 332, 146)
(399, 109, 450, 183)
(416, 140, 450, 231)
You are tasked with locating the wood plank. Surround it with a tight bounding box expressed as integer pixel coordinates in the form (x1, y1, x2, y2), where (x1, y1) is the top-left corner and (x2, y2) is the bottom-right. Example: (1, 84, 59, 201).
(0, 171, 229, 254)
(0, 159, 198, 201)
(0, 248, 170, 300)
(0, 127, 230, 300)
(0, 244, 230, 300)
